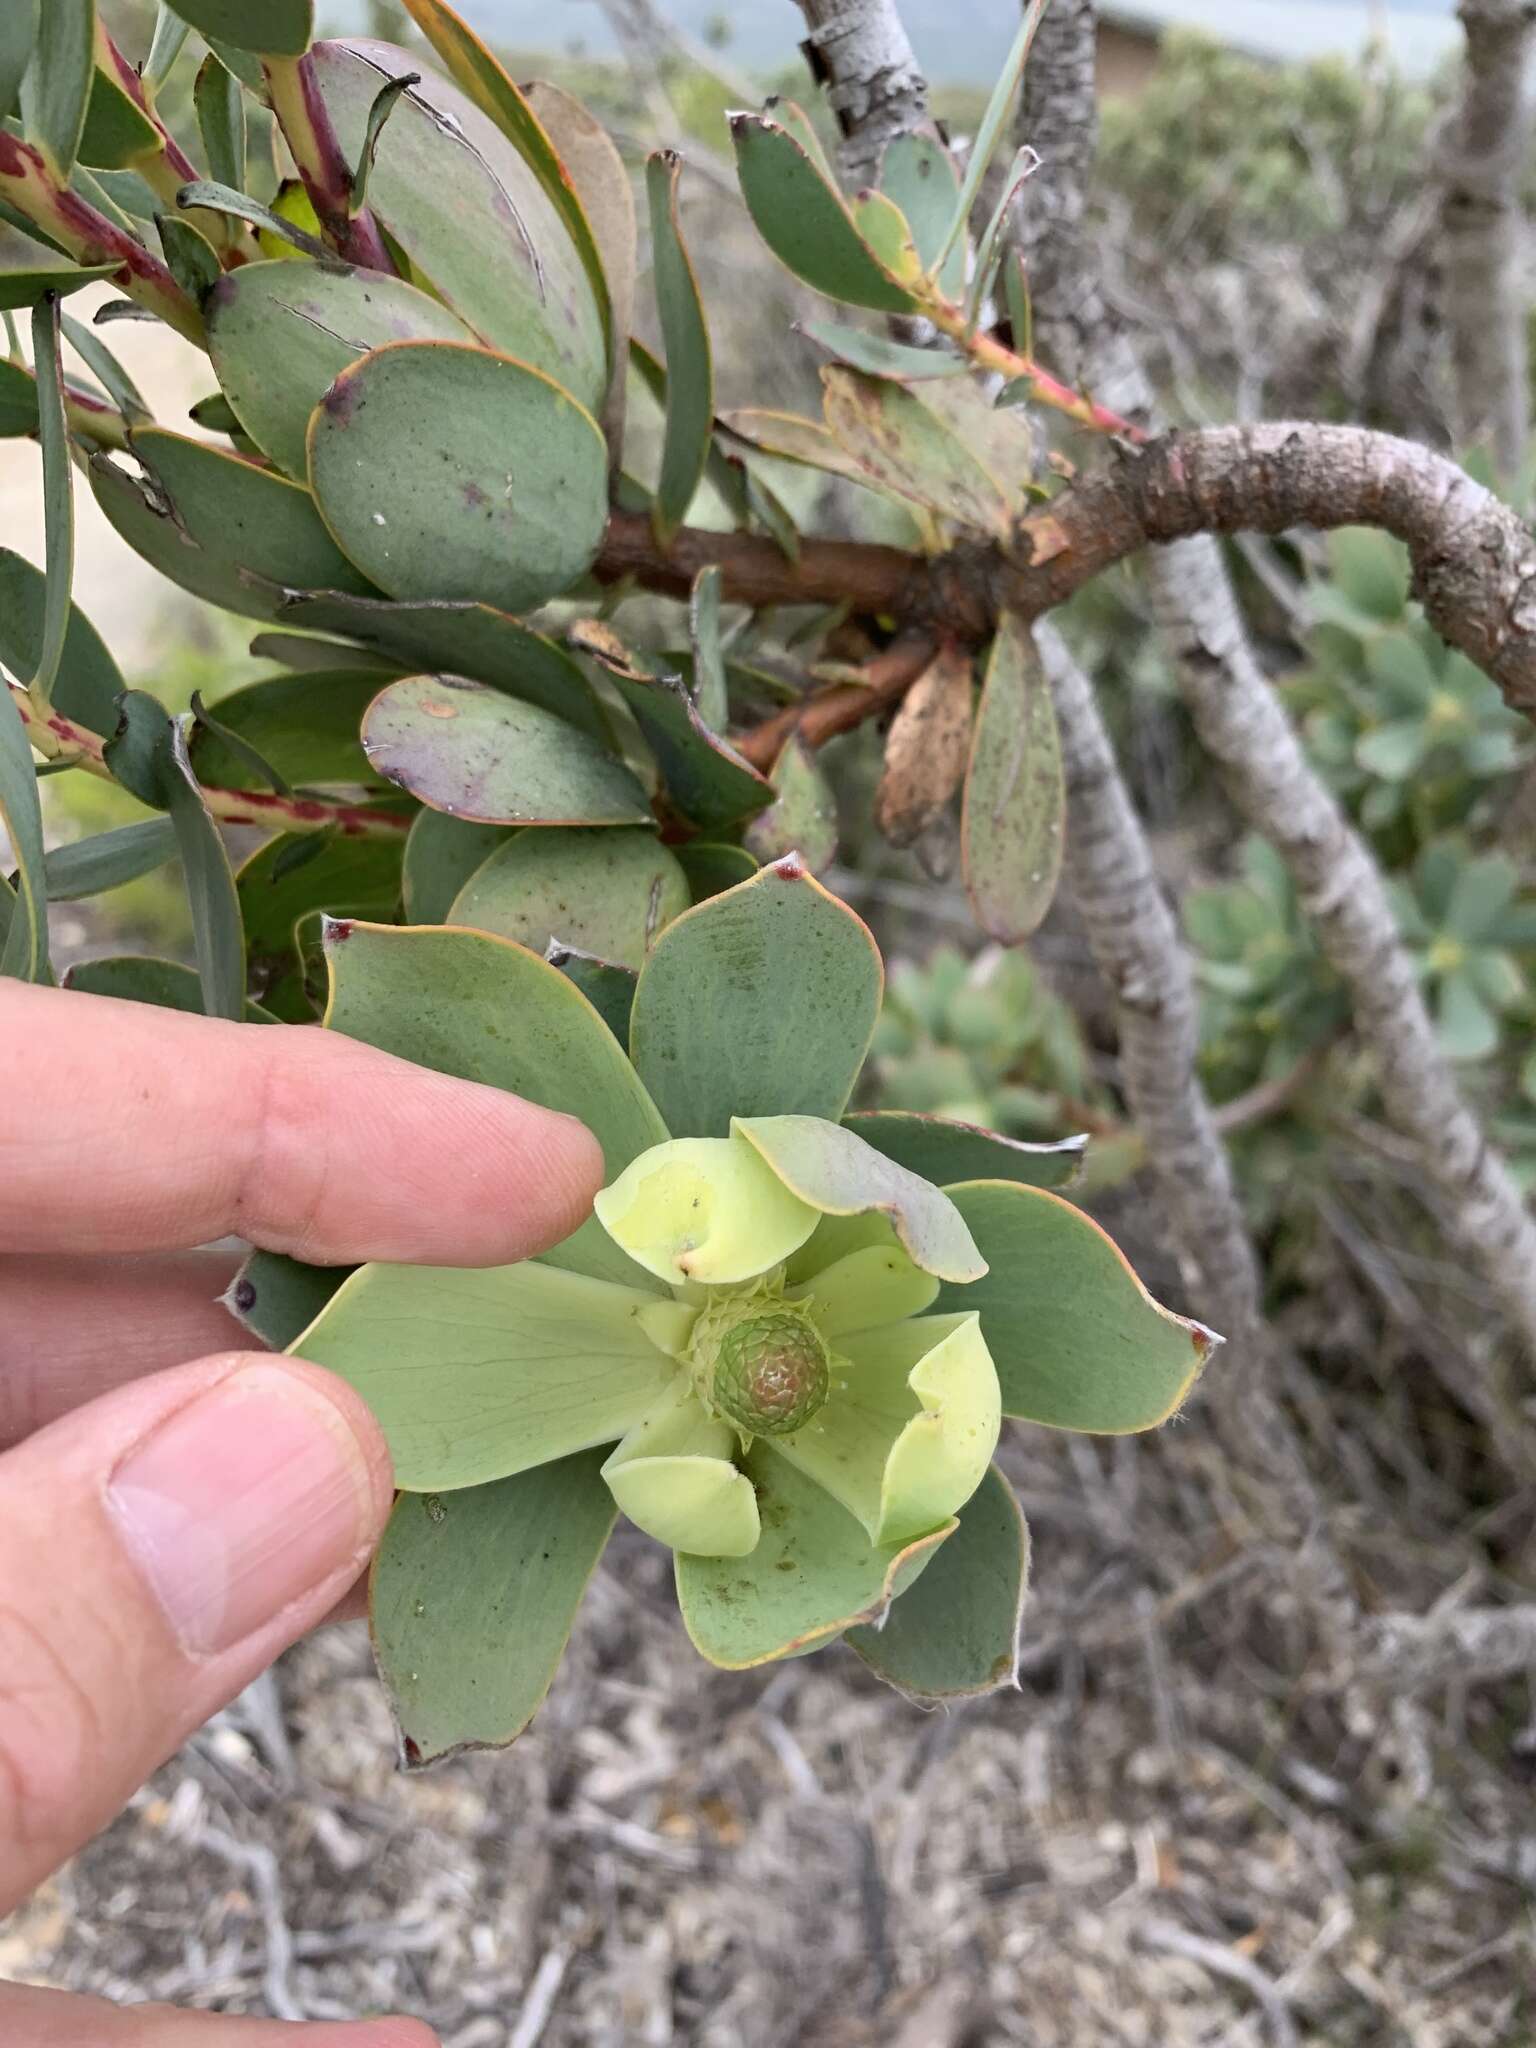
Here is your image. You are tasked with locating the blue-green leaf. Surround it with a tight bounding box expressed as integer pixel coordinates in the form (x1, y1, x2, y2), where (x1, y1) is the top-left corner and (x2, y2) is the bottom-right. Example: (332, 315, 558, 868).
(0, 689, 49, 982)
(19, 0, 95, 179)
(27, 293, 73, 719)
(159, 707, 246, 1021)
(646, 150, 713, 543)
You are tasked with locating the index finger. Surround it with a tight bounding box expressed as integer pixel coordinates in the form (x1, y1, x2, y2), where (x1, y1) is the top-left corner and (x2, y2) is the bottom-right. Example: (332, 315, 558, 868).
(0, 982, 602, 1264)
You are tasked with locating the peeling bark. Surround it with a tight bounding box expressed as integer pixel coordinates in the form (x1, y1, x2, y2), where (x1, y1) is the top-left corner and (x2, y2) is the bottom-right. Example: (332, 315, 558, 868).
(1040, 623, 1260, 1342)
(1015, 0, 1536, 1366)
(1441, 0, 1536, 476)
(795, 0, 930, 184)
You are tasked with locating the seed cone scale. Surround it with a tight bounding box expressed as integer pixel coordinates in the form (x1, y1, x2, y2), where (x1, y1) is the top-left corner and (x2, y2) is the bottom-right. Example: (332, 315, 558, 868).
(709, 1309, 833, 1437)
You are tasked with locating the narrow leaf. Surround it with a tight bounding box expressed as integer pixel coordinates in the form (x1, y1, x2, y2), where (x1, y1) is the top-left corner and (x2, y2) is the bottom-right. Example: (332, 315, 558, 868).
(156, 212, 222, 300)
(144, 7, 191, 92)
(965, 146, 1039, 331)
(351, 70, 418, 218)
(0, 1, 38, 123)
(961, 615, 1064, 943)
(160, 713, 246, 1021)
(28, 293, 73, 719)
(103, 686, 169, 806)
(190, 689, 291, 796)
(646, 151, 712, 544)
(175, 179, 330, 259)
(798, 317, 966, 381)
(19, 0, 95, 179)
(0, 690, 49, 982)
(932, 0, 1048, 277)
(42, 816, 177, 898)
(688, 564, 728, 729)
(194, 54, 247, 193)
(61, 309, 149, 422)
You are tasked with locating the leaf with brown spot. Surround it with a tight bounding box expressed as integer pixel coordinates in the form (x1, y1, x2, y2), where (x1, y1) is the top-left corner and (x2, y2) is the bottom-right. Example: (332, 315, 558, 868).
(961, 614, 1065, 944)
(821, 367, 1014, 538)
(874, 642, 974, 848)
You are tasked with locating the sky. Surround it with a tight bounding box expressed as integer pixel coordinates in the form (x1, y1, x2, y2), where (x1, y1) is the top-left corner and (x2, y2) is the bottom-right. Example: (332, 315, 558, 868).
(329, 0, 1463, 86)
(331, 1, 1024, 83)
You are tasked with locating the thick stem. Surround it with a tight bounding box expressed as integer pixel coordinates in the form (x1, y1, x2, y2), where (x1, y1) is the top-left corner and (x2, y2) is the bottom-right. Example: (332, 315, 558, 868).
(1441, 0, 1536, 477)
(8, 684, 409, 841)
(599, 423, 1536, 720)
(1040, 623, 1261, 1342)
(262, 53, 394, 271)
(0, 132, 205, 347)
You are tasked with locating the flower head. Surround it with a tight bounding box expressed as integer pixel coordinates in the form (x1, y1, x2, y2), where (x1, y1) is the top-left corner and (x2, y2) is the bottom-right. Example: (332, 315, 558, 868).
(281, 858, 1216, 1764)
(585, 1117, 1000, 1559)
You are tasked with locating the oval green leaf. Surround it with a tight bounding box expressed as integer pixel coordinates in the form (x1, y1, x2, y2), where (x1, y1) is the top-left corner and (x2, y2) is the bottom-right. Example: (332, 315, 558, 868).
(728, 110, 918, 316)
(629, 856, 883, 1139)
(370, 1452, 616, 1766)
(847, 1462, 1027, 1699)
(402, 810, 511, 923)
(271, 590, 611, 742)
(189, 669, 384, 791)
(309, 39, 604, 411)
(0, 546, 124, 734)
(208, 258, 475, 479)
(90, 431, 377, 622)
(398, 2, 613, 361)
(822, 367, 1013, 536)
(308, 340, 608, 615)
(742, 734, 838, 872)
(676, 1446, 951, 1670)
(292, 1256, 678, 1490)
(733, 1114, 985, 1283)
(934, 1181, 1221, 1431)
(451, 826, 690, 970)
(320, 920, 670, 1286)
(237, 830, 404, 1020)
(361, 674, 650, 826)
(962, 613, 1065, 943)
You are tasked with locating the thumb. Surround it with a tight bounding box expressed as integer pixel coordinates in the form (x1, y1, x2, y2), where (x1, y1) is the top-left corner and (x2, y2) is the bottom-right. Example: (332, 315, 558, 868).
(0, 1353, 393, 1911)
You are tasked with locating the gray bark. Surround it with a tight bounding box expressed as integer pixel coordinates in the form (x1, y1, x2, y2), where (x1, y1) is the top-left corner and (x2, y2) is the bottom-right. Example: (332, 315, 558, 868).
(1014, 0, 1536, 1369)
(1441, 0, 1536, 476)
(795, 0, 929, 184)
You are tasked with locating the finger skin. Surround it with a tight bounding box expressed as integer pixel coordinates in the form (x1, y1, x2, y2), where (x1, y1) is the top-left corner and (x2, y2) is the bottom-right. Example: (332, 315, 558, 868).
(0, 1355, 393, 1913)
(0, 1984, 439, 2045)
(0, 983, 603, 1263)
(0, 1253, 244, 1448)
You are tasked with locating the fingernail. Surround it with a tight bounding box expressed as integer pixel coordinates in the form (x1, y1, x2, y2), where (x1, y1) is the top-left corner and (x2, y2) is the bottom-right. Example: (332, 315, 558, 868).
(106, 1364, 380, 1657)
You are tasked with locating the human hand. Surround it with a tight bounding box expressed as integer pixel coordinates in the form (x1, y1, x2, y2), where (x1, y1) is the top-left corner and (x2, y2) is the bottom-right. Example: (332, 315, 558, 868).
(0, 979, 603, 2043)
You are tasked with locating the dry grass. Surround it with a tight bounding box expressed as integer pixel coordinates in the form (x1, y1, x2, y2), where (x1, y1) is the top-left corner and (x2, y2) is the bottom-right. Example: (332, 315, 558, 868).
(9, 1395, 1535, 2045)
